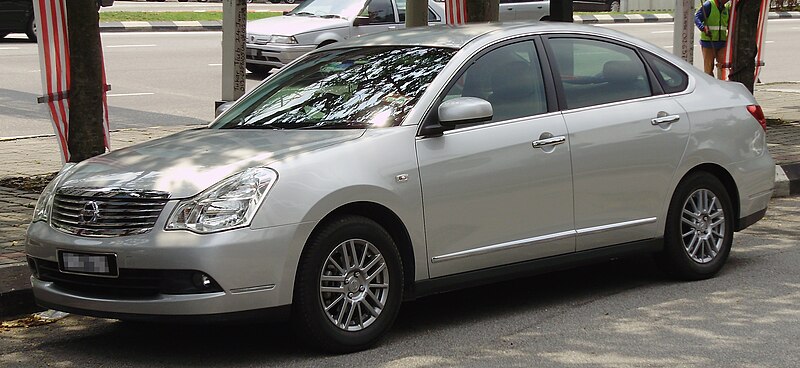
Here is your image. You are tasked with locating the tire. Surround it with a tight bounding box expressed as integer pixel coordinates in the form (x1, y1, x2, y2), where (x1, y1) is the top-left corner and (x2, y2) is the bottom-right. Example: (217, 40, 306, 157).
(292, 216, 404, 353)
(609, 0, 621, 12)
(285, 0, 297, 4)
(656, 172, 734, 280)
(26, 16, 37, 42)
(245, 63, 272, 76)
(269, 0, 282, 3)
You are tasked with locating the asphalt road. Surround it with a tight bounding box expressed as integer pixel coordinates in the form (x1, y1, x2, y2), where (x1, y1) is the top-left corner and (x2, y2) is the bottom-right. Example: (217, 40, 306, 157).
(1, 196, 799, 367)
(1, 19, 798, 139)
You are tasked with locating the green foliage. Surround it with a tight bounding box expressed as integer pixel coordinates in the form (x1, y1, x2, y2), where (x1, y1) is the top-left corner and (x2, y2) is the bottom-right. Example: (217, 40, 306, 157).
(98, 11, 280, 22)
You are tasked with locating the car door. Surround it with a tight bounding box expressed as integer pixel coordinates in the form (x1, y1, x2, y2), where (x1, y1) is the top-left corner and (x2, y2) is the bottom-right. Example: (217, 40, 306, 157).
(416, 39, 575, 278)
(543, 36, 690, 251)
(351, 0, 401, 37)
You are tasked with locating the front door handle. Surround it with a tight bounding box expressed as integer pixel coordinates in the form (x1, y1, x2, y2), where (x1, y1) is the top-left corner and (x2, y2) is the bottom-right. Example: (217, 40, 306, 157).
(532, 136, 566, 149)
(651, 112, 681, 125)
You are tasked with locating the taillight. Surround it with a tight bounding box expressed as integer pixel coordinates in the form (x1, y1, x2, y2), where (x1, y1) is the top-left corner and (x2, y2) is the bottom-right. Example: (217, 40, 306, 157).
(747, 105, 767, 132)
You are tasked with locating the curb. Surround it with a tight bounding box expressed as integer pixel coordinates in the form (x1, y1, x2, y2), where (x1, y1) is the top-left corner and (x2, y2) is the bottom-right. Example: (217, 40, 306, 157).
(95, 11, 800, 32)
(775, 163, 800, 197)
(0, 264, 43, 319)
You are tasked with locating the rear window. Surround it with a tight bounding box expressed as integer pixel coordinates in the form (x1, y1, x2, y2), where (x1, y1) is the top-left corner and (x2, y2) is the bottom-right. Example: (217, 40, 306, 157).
(642, 52, 689, 94)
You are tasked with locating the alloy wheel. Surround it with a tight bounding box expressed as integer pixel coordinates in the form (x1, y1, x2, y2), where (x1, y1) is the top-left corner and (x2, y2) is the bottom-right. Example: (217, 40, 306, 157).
(319, 238, 390, 332)
(680, 189, 726, 264)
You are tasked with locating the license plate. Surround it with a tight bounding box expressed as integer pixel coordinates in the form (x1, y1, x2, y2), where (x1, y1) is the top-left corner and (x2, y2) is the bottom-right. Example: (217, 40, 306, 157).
(58, 250, 118, 277)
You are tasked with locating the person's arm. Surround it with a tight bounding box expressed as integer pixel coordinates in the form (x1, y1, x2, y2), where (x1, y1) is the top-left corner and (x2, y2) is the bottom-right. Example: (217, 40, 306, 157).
(695, 1, 712, 35)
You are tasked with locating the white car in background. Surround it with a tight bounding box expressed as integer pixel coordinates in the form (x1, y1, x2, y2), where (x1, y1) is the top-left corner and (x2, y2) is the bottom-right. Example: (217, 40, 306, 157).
(245, 0, 446, 75)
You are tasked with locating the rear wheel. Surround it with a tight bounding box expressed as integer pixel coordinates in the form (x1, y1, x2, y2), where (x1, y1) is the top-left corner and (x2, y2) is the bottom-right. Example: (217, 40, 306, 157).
(657, 172, 734, 280)
(292, 216, 403, 353)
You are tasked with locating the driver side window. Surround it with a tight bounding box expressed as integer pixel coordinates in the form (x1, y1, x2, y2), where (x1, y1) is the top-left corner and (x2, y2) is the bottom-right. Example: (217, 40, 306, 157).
(360, 0, 397, 24)
(443, 41, 547, 123)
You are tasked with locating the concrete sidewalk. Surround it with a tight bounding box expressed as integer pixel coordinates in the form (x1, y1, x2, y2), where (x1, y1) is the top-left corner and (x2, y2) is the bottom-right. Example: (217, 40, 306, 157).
(94, 12, 800, 32)
(2, 83, 800, 319)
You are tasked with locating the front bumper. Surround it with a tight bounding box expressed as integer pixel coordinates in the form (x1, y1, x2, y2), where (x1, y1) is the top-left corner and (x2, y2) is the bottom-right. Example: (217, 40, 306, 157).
(245, 43, 316, 69)
(25, 212, 315, 317)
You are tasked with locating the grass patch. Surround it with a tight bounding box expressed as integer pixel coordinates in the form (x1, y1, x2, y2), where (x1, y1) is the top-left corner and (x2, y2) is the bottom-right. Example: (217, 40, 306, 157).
(99, 11, 281, 22)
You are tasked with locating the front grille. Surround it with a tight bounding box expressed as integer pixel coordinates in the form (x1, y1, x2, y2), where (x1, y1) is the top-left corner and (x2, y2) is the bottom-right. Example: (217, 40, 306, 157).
(51, 188, 170, 237)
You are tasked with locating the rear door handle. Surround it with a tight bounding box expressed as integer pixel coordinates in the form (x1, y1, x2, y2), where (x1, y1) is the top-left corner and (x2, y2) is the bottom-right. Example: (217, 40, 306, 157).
(532, 136, 566, 149)
(651, 114, 680, 125)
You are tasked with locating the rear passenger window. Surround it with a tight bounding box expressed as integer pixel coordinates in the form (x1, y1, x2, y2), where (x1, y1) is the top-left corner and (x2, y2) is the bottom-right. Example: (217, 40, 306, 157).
(548, 38, 652, 109)
(443, 41, 548, 123)
(643, 52, 689, 94)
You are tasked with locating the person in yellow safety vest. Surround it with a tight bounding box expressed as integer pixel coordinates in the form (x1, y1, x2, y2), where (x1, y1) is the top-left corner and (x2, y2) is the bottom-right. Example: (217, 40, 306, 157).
(695, 0, 731, 79)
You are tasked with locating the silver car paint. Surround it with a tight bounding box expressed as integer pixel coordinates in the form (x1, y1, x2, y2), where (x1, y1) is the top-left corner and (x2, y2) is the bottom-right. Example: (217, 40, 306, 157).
(27, 23, 774, 317)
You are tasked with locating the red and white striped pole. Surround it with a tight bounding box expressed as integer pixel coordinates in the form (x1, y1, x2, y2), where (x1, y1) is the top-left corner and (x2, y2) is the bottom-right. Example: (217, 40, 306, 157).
(722, 0, 770, 81)
(33, 0, 111, 163)
(446, 0, 468, 25)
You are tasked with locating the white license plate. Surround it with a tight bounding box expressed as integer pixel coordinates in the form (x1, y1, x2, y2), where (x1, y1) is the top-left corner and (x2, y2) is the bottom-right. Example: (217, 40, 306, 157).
(58, 251, 118, 277)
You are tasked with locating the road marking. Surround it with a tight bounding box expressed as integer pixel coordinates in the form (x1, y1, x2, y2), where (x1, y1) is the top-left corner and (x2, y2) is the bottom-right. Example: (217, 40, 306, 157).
(107, 92, 155, 97)
(765, 41, 775, 44)
(651, 30, 673, 34)
(106, 44, 157, 48)
(0, 47, 20, 50)
(208, 63, 222, 66)
(663, 46, 674, 49)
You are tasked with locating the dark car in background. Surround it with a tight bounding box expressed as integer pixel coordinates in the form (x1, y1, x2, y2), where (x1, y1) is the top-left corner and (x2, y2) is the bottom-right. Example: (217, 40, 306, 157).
(0, 0, 36, 41)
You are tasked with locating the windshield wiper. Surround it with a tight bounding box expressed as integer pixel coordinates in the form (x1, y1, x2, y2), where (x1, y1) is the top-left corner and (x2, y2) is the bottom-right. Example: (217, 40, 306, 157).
(292, 11, 316, 17)
(320, 14, 344, 19)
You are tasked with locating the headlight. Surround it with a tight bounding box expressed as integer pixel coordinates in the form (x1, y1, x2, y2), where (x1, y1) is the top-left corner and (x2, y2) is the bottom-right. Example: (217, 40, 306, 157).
(166, 167, 277, 234)
(32, 163, 76, 223)
(268, 35, 298, 44)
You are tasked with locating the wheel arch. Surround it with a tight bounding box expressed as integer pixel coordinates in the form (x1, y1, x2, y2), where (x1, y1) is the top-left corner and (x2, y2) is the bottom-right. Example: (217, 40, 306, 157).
(306, 201, 416, 298)
(679, 163, 741, 226)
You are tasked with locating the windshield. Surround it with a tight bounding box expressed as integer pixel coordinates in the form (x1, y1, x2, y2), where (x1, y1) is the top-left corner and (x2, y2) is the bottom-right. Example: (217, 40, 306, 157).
(288, 0, 365, 18)
(213, 46, 456, 130)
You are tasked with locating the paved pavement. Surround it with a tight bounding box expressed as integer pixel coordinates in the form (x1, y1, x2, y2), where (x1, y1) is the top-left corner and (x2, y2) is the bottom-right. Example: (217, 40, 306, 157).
(1, 81, 800, 318)
(97, 12, 800, 32)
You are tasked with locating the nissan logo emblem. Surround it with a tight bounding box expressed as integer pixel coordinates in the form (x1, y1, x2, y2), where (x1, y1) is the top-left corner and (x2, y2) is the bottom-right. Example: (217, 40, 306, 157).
(79, 201, 101, 224)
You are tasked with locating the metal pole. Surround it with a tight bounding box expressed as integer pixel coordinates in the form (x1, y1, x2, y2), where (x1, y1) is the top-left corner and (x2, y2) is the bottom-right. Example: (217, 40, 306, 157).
(673, 0, 695, 64)
(220, 0, 247, 109)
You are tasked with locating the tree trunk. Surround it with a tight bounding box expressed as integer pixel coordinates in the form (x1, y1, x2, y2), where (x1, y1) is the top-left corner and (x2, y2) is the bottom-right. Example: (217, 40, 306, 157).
(66, 0, 105, 162)
(406, 0, 428, 27)
(550, 0, 574, 22)
(466, 0, 499, 22)
(728, 0, 760, 93)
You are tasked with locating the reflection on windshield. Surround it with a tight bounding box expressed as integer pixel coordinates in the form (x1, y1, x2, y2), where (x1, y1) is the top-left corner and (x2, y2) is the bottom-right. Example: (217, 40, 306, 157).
(214, 46, 455, 130)
(288, 0, 365, 18)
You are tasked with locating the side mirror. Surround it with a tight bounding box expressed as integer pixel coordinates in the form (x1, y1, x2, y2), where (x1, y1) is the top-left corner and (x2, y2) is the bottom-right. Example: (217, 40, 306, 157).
(419, 97, 493, 137)
(438, 97, 493, 127)
(353, 16, 370, 27)
(215, 101, 236, 117)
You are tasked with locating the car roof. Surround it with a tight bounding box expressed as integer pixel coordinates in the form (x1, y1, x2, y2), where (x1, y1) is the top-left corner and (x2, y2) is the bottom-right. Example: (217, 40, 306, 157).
(327, 22, 640, 50)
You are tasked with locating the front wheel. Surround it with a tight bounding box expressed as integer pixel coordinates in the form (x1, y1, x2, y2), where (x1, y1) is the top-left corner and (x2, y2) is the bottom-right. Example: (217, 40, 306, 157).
(656, 172, 734, 280)
(245, 63, 272, 77)
(292, 216, 404, 353)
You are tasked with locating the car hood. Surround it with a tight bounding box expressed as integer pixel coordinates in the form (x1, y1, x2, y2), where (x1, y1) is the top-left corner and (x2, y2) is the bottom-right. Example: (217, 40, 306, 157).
(247, 15, 350, 37)
(59, 128, 365, 198)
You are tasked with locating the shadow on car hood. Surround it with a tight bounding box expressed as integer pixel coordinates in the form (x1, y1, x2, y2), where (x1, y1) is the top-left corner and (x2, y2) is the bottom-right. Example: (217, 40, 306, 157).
(59, 128, 365, 198)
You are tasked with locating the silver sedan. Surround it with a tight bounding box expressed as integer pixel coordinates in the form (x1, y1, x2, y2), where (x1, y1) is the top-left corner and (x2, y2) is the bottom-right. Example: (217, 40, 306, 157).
(26, 22, 774, 352)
